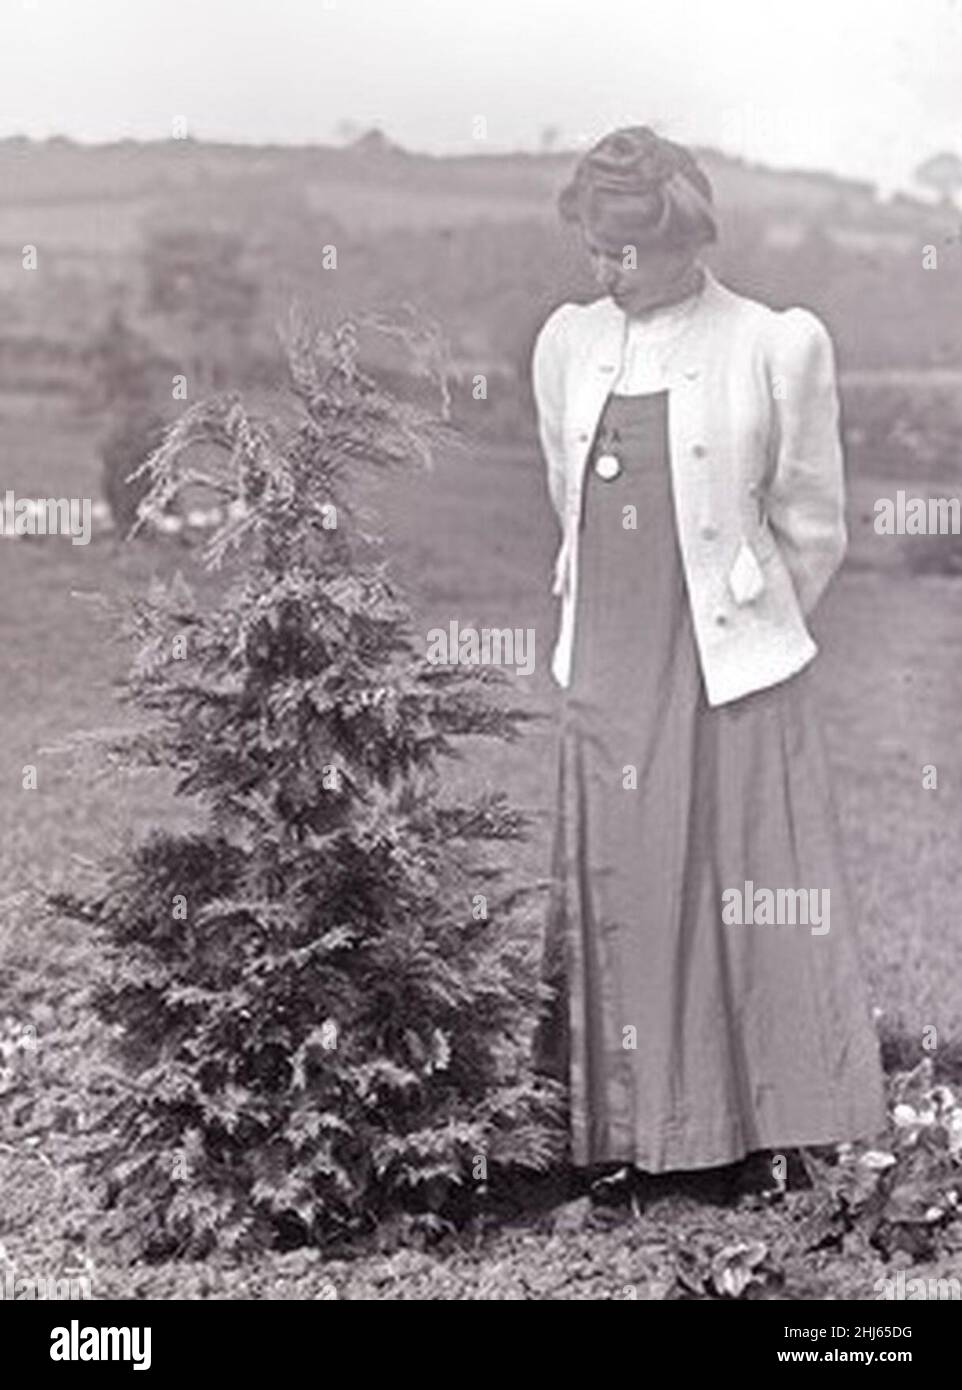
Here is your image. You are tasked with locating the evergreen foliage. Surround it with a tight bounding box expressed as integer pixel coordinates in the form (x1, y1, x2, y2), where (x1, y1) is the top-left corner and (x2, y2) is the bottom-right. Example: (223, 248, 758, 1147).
(61, 317, 564, 1256)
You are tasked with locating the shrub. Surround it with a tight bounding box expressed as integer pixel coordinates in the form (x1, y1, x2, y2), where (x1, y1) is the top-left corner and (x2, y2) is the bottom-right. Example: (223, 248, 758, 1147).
(86, 307, 183, 537)
(99, 408, 169, 538)
(59, 316, 564, 1258)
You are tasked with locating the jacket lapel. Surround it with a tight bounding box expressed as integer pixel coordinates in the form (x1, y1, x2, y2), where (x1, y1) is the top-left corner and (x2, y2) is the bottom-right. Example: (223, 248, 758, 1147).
(564, 270, 732, 510)
(563, 301, 628, 521)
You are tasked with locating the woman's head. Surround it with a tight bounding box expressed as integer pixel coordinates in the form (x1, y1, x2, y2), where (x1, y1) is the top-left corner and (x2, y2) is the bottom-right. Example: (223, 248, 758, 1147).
(558, 126, 717, 313)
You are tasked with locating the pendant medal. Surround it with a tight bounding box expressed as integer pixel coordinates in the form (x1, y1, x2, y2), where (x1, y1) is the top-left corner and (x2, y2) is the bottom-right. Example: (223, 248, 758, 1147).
(594, 452, 621, 481)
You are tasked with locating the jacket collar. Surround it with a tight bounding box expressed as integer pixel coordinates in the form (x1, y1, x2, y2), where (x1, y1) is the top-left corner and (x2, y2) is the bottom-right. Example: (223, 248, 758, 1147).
(576, 267, 731, 392)
(593, 266, 729, 334)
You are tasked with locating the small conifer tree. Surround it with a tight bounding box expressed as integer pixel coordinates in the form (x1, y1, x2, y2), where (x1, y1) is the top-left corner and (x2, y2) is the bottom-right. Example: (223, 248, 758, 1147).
(63, 316, 563, 1256)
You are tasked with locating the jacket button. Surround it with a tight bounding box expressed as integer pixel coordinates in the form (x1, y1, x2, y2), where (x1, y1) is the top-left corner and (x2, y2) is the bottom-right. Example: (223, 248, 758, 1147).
(692, 444, 708, 458)
(700, 524, 718, 540)
(715, 612, 728, 626)
(579, 432, 589, 443)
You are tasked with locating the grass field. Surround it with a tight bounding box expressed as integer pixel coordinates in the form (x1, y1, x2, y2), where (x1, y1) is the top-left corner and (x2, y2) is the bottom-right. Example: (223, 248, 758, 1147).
(2, 385, 961, 1031)
(1, 383, 960, 1298)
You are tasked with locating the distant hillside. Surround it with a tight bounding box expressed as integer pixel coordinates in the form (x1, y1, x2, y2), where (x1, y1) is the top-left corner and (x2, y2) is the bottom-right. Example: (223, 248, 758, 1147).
(0, 134, 959, 377)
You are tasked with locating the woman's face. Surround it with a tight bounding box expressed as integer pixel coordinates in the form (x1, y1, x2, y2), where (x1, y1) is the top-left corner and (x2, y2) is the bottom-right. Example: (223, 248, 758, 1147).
(582, 231, 700, 315)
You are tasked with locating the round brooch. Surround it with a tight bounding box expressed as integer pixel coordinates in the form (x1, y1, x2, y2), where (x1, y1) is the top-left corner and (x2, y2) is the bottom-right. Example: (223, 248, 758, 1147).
(594, 452, 622, 481)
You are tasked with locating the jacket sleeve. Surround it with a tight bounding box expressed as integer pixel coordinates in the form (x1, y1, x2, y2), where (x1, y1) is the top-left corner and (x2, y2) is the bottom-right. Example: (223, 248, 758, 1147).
(765, 307, 847, 616)
(531, 304, 571, 528)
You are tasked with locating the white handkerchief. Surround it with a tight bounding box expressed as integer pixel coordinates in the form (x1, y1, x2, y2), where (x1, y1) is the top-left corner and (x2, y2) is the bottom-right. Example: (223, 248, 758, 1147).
(728, 540, 767, 605)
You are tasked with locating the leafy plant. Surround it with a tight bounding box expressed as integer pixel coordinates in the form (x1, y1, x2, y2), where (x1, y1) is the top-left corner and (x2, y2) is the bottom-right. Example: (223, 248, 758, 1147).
(796, 1059, 962, 1262)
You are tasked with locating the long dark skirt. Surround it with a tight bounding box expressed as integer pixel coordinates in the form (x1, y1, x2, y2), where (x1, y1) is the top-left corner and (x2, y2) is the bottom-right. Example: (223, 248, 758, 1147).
(536, 390, 886, 1171)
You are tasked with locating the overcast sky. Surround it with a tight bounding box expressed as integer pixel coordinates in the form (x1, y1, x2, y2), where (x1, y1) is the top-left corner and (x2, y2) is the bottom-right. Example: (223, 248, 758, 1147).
(1, 0, 960, 194)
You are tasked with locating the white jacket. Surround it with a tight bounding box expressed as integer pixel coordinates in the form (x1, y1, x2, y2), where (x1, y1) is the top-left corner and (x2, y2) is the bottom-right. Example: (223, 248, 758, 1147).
(532, 269, 847, 706)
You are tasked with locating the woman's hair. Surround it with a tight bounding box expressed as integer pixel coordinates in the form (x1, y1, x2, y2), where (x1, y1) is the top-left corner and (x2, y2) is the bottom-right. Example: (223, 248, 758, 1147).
(558, 126, 717, 253)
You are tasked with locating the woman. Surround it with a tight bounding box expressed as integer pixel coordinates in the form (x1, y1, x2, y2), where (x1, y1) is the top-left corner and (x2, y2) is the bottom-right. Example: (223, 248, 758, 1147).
(532, 127, 885, 1180)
